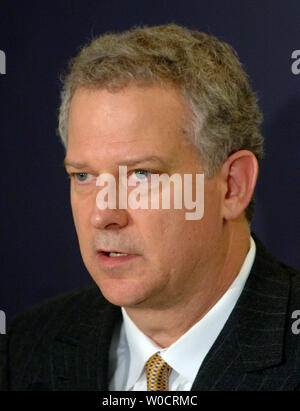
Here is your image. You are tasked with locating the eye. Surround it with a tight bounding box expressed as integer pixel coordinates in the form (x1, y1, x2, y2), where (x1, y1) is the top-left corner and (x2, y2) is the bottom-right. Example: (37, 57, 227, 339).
(132, 169, 152, 180)
(73, 172, 93, 183)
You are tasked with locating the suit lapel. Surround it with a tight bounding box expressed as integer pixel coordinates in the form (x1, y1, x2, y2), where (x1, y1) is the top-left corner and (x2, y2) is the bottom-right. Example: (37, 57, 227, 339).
(191, 234, 290, 390)
(52, 291, 121, 391)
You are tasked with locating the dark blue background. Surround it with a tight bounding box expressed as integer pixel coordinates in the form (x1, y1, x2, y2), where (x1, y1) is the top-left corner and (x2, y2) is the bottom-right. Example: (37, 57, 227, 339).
(0, 0, 299, 321)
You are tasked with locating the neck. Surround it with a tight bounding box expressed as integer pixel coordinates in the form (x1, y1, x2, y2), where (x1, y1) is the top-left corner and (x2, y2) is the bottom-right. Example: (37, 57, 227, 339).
(124, 219, 251, 348)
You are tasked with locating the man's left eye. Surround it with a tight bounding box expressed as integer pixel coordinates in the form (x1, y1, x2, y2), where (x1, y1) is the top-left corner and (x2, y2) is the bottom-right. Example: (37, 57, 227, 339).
(132, 170, 152, 180)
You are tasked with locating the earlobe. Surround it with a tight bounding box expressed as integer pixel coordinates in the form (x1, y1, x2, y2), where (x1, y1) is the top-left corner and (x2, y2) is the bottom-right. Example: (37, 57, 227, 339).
(221, 150, 259, 221)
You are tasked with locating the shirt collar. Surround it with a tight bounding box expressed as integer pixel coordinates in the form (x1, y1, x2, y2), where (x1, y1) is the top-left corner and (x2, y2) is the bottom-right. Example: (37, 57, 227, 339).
(121, 307, 161, 390)
(122, 236, 256, 389)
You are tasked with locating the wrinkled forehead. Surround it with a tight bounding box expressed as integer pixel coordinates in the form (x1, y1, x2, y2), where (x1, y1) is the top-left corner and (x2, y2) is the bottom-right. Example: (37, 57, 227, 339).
(66, 84, 200, 169)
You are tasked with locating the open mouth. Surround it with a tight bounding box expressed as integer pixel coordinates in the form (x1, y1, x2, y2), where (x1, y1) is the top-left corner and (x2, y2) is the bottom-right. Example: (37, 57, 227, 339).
(101, 251, 129, 258)
(97, 250, 138, 267)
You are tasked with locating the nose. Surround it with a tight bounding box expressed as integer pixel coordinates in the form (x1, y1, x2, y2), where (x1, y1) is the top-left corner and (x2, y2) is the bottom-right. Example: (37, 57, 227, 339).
(90, 202, 129, 230)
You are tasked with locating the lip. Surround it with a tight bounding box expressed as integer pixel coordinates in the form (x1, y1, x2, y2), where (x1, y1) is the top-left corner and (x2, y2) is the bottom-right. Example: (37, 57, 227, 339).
(97, 251, 139, 268)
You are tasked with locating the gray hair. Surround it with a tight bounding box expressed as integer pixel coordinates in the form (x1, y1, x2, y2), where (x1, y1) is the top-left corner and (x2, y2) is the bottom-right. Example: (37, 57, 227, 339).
(58, 24, 264, 221)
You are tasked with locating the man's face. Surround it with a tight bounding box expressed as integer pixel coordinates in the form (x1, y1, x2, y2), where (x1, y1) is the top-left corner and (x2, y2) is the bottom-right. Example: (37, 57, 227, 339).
(65, 84, 225, 309)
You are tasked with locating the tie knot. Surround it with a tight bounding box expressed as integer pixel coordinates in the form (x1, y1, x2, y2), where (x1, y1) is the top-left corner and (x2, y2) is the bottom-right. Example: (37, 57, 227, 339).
(145, 352, 172, 391)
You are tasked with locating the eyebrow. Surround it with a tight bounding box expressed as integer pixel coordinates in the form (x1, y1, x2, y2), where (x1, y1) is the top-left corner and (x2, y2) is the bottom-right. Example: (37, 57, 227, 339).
(119, 155, 170, 167)
(63, 155, 171, 169)
(63, 159, 89, 169)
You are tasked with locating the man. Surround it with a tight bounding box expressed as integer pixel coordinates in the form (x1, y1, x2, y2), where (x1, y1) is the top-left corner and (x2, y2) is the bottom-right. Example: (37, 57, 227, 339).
(1, 24, 299, 391)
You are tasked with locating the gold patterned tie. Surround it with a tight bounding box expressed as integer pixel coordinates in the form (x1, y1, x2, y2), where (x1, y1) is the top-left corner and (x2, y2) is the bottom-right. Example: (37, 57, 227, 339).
(145, 352, 172, 391)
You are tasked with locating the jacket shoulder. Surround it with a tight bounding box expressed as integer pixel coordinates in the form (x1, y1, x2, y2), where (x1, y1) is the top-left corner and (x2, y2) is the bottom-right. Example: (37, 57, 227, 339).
(8, 285, 106, 338)
(0, 285, 113, 390)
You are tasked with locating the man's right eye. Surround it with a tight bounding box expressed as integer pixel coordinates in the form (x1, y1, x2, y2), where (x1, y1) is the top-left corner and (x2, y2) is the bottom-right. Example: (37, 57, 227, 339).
(73, 173, 93, 183)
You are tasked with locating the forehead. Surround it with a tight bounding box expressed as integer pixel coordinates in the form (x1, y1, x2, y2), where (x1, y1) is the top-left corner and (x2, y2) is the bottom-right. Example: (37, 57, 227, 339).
(67, 84, 197, 168)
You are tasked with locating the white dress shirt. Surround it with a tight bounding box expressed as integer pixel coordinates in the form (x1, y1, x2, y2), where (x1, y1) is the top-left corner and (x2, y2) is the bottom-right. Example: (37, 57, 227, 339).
(108, 236, 256, 391)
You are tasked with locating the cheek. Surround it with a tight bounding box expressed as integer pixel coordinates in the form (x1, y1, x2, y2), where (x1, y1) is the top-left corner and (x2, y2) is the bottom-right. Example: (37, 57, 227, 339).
(140, 210, 191, 260)
(204, 179, 223, 217)
(70, 198, 81, 233)
(71, 196, 91, 244)
(146, 206, 219, 268)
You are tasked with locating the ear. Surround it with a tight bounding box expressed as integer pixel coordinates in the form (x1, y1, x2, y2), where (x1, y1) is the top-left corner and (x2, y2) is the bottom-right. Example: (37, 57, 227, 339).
(220, 150, 259, 221)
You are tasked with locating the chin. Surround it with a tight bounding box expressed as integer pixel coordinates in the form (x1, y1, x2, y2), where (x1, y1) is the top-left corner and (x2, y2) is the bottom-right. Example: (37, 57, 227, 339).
(93, 275, 149, 308)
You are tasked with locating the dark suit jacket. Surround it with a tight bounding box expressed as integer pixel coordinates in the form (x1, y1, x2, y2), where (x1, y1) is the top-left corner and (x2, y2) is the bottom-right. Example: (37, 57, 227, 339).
(1, 234, 299, 391)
